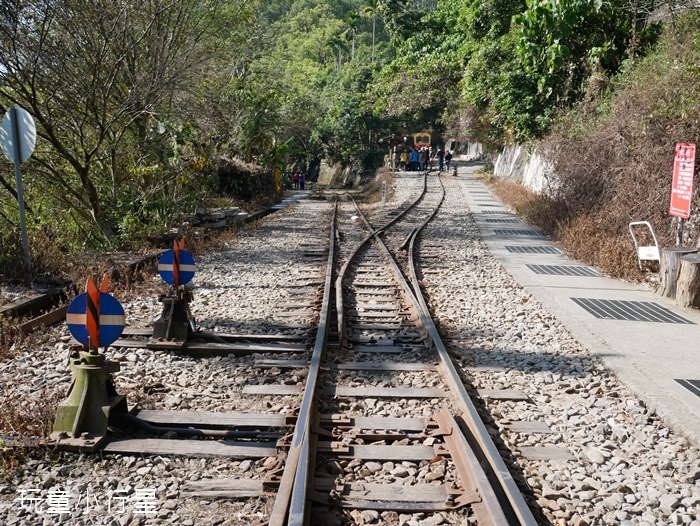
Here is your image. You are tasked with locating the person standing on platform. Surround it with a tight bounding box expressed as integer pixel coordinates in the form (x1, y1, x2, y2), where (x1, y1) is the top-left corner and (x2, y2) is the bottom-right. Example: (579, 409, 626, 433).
(419, 148, 427, 171)
(409, 148, 419, 171)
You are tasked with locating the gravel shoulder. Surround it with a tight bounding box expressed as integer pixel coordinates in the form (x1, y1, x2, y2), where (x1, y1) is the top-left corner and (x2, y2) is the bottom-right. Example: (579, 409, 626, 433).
(1, 172, 699, 526)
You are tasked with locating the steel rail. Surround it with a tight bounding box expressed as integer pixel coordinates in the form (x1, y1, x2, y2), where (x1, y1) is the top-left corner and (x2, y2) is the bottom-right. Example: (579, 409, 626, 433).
(336, 172, 429, 348)
(268, 197, 338, 526)
(352, 174, 537, 524)
(405, 177, 538, 525)
(275, 174, 444, 524)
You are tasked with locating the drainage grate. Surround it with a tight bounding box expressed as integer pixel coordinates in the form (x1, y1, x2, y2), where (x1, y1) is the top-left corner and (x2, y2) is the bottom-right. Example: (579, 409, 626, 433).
(479, 210, 515, 215)
(478, 204, 504, 208)
(505, 245, 561, 254)
(485, 218, 522, 224)
(571, 298, 693, 324)
(494, 229, 544, 236)
(527, 264, 599, 277)
(471, 191, 490, 194)
(676, 379, 700, 398)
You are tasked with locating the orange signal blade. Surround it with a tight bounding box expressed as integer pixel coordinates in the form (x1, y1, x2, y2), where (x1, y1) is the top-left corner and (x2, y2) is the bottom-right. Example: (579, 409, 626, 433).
(85, 277, 100, 350)
(172, 240, 181, 287)
(99, 273, 109, 293)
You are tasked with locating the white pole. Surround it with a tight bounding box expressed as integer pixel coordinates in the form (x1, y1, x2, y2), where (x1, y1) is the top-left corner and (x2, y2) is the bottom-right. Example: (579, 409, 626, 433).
(11, 107, 31, 283)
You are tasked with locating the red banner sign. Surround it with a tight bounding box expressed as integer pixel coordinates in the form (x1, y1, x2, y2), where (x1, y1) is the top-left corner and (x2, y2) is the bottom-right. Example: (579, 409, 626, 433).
(670, 143, 696, 219)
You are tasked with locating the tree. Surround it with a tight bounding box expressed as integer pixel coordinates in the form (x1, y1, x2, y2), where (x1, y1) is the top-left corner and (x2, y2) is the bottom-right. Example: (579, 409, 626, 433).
(344, 10, 361, 59)
(0, 0, 241, 243)
(363, 0, 382, 62)
(514, 0, 631, 105)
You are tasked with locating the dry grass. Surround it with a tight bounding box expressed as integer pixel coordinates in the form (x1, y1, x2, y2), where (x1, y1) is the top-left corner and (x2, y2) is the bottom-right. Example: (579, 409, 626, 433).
(492, 13, 700, 281)
(357, 167, 394, 204)
(0, 325, 63, 481)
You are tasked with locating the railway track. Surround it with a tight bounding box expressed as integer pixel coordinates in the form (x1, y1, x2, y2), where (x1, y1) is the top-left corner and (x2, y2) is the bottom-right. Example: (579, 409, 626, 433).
(295, 172, 537, 526)
(4, 170, 700, 525)
(1, 174, 539, 525)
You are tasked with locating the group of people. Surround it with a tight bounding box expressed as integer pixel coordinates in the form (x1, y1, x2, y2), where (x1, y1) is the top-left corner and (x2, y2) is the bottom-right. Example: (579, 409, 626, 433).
(290, 172, 306, 190)
(397, 145, 453, 173)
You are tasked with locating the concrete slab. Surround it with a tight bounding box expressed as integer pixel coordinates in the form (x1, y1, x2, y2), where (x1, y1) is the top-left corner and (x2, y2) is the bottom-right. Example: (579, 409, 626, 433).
(455, 166, 700, 448)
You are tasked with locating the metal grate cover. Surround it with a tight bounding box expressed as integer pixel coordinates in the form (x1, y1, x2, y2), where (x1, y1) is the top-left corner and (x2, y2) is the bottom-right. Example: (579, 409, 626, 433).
(527, 264, 599, 277)
(479, 211, 516, 215)
(485, 218, 522, 224)
(478, 204, 504, 208)
(494, 229, 544, 236)
(571, 298, 693, 324)
(505, 245, 561, 254)
(676, 379, 700, 398)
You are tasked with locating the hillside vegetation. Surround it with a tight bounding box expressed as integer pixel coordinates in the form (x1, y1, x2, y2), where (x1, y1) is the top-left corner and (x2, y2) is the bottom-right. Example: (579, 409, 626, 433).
(0, 0, 696, 284)
(500, 12, 700, 280)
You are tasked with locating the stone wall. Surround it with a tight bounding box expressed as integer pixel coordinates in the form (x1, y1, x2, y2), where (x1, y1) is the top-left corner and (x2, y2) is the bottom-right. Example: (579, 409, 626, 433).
(494, 144, 552, 194)
(317, 160, 356, 188)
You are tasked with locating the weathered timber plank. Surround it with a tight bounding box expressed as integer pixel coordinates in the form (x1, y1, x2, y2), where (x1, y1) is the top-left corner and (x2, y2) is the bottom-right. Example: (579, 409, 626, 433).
(273, 311, 314, 318)
(182, 479, 264, 499)
(349, 345, 405, 353)
(21, 305, 69, 334)
(198, 332, 308, 343)
(354, 305, 401, 311)
(122, 328, 154, 337)
(243, 385, 303, 396)
(475, 389, 531, 401)
(350, 312, 401, 319)
(315, 480, 447, 502)
(352, 324, 404, 330)
(351, 337, 394, 345)
(326, 387, 444, 398)
(254, 359, 308, 369)
(183, 342, 306, 354)
(504, 421, 552, 434)
(110, 339, 148, 349)
(518, 446, 574, 461)
(103, 439, 278, 458)
(135, 410, 288, 428)
(321, 415, 426, 431)
(463, 364, 507, 373)
(331, 362, 435, 372)
(318, 443, 436, 460)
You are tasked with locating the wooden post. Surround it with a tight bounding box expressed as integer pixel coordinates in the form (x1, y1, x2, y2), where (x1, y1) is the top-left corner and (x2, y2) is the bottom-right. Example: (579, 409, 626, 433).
(676, 253, 700, 308)
(658, 247, 697, 298)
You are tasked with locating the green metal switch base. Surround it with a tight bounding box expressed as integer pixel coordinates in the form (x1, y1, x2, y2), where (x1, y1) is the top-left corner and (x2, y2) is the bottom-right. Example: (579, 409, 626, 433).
(50, 351, 127, 452)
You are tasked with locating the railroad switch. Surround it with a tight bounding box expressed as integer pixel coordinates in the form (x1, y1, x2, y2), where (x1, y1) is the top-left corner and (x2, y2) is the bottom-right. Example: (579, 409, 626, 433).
(50, 349, 127, 452)
(51, 276, 127, 452)
(151, 285, 194, 344)
(149, 239, 197, 348)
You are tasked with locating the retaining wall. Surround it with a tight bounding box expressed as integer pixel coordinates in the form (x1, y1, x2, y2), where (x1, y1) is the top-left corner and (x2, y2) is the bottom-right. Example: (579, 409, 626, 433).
(494, 145, 552, 194)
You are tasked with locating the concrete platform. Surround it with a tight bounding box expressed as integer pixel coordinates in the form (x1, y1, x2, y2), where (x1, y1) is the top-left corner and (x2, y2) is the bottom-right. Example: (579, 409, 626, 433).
(454, 165, 700, 449)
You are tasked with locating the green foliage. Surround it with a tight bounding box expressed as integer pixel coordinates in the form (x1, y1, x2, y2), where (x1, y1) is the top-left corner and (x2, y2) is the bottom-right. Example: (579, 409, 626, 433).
(513, 0, 630, 103)
(0, 0, 678, 272)
(319, 63, 387, 166)
(527, 9, 700, 278)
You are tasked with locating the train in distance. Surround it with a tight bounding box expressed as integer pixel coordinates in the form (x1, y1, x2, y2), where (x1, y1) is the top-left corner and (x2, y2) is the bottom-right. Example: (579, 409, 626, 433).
(404, 132, 431, 150)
